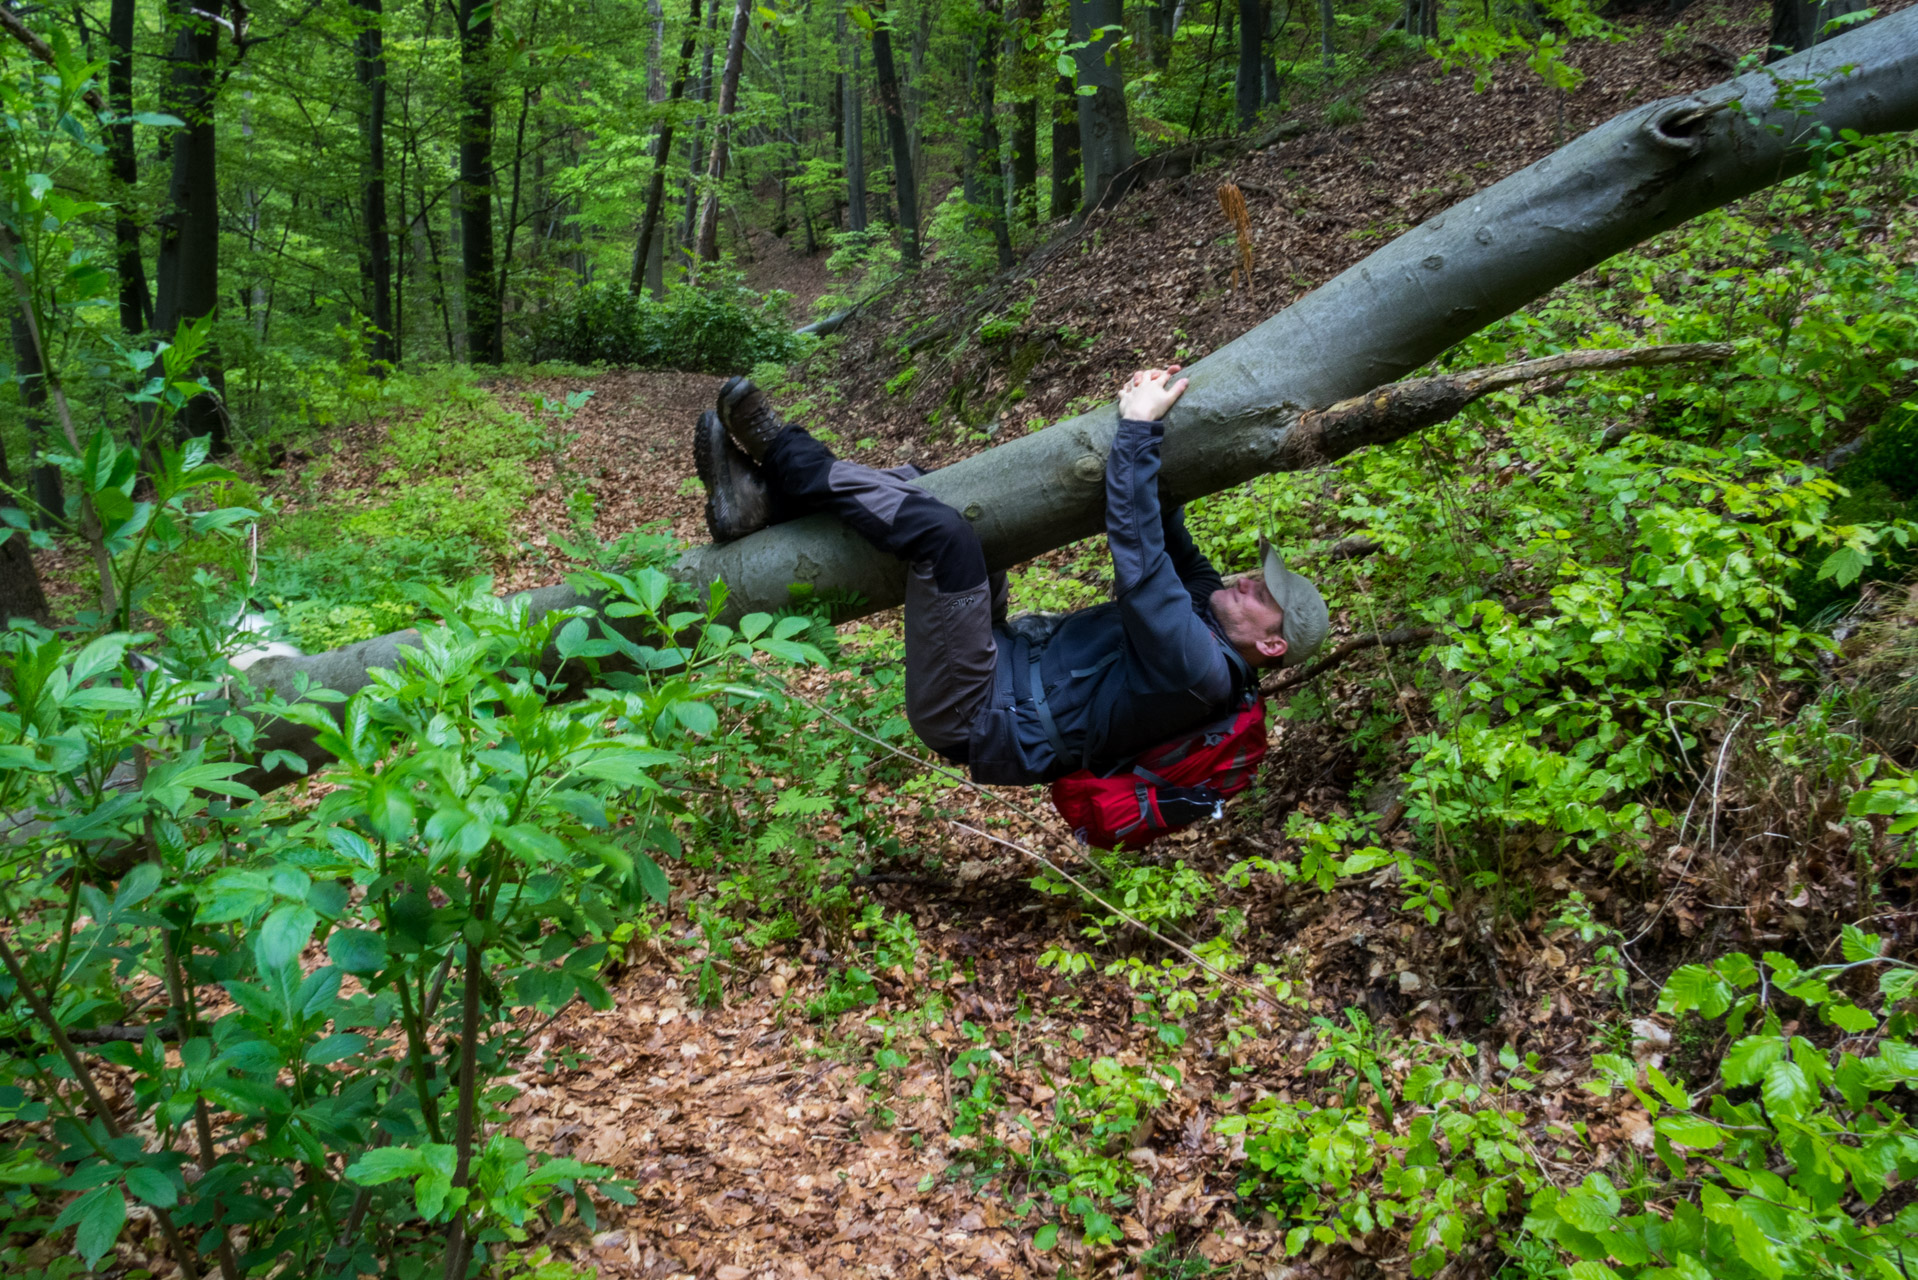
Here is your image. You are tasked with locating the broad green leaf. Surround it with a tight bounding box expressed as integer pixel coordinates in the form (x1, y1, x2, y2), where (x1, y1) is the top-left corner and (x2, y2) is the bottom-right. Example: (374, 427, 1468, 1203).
(1653, 1114, 1721, 1149)
(1659, 964, 1731, 1018)
(327, 928, 386, 975)
(53, 1184, 125, 1266)
(305, 1033, 368, 1065)
(255, 904, 319, 971)
(1761, 1059, 1811, 1119)
(635, 853, 670, 906)
(123, 1166, 177, 1208)
(1034, 1224, 1058, 1250)
(1722, 1035, 1785, 1087)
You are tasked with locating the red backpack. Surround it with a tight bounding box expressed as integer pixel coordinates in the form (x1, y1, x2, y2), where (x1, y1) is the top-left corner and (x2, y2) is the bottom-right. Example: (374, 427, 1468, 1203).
(1049, 695, 1268, 849)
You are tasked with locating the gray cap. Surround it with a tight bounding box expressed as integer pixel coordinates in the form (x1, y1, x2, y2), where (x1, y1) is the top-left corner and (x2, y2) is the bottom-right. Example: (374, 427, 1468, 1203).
(1259, 535, 1330, 668)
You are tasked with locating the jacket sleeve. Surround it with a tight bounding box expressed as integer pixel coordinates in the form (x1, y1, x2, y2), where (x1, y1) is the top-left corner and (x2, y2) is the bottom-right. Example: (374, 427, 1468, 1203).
(1162, 498, 1225, 613)
(1107, 417, 1235, 700)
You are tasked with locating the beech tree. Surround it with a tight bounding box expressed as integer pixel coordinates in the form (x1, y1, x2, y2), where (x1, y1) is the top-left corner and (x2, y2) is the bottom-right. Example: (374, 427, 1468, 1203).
(1069, 0, 1135, 210)
(234, 13, 1918, 786)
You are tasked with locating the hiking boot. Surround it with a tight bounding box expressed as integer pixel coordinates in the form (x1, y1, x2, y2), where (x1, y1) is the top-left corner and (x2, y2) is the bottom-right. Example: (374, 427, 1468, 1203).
(694, 409, 772, 543)
(716, 376, 787, 463)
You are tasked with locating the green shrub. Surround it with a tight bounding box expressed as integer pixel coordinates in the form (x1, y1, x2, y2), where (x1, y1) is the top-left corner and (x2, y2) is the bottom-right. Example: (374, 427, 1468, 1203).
(526, 278, 811, 373)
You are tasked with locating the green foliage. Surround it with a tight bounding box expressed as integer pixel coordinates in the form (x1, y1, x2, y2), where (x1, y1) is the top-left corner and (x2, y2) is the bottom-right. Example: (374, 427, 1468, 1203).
(526, 278, 812, 374)
(0, 530, 827, 1273)
(1222, 1033, 1539, 1277)
(1520, 943, 1918, 1278)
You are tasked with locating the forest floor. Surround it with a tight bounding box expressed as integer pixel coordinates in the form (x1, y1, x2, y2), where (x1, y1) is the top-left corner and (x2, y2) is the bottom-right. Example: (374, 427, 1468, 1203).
(284, 9, 1850, 1280)
(52, 3, 1914, 1276)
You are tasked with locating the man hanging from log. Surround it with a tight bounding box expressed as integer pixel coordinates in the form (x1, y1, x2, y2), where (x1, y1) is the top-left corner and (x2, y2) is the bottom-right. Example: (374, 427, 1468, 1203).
(694, 369, 1329, 808)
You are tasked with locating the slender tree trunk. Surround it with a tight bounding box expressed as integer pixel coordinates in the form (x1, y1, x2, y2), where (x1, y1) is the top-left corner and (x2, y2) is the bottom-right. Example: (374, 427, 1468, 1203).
(1070, 0, 1136, 212)
(152, 0, 227, 453)
(1318, 0, 1335, 69)
(106, 0, 151, 335)
(968, 0, 1014, 269)
(634, 0, 702, 293)
(1007, 0, 1040, 226)
(1237, 0, 1262, 128)
(458, 0, 500, 363)
(680, 0, 720, 262)
(0, 420, 50, 625)
(692, 0, 751, 265)
(355, 0, 396, 367)
(1149, 0, 1176, 65)
(9, 307, 62, 528)
(843, 16, 868, 233)
(1049, 73, 1080, 219)
(872, 5, 920, 266)
(1262, 0, 1285, 104)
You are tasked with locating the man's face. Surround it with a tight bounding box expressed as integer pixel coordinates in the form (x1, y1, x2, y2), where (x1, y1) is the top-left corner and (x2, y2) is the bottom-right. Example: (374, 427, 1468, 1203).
(1210, 574, 1288, 665)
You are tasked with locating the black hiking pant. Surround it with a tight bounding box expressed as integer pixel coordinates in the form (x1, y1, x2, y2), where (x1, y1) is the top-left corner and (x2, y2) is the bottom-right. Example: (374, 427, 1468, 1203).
(762, 427, 1003, 762)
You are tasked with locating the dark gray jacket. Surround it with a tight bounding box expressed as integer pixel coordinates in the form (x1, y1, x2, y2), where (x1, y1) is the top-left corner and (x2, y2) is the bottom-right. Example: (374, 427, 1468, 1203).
(967, 417, 1255, 785)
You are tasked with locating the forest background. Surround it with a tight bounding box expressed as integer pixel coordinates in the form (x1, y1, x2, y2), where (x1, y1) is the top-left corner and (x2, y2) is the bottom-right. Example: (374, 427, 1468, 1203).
(1, 0, 1917, 1275)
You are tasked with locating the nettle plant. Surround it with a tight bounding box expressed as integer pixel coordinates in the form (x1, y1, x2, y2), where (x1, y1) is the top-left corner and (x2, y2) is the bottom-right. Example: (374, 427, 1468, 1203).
(0, 566, 823, 1278)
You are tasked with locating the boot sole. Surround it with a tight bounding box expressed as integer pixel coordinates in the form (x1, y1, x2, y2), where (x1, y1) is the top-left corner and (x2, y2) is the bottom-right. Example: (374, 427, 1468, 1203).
(695, 410, 770, 543)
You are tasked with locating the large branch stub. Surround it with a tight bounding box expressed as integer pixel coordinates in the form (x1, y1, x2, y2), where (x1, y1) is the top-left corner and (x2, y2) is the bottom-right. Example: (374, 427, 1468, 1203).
(221, 13, 1918, 791)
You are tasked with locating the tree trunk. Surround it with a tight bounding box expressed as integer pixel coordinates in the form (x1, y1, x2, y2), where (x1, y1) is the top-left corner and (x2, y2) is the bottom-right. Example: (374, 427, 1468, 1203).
(680, 0, 720, 262)
(1049, 73, 1080, 219)
(968, 0, 1014, 269)
(458, 0, 500, 364)
(692, 0, 751, 265)
(213, 16, 1918, 787)
(1318, 0, 1335, 69)
(107, 0, 151, 335)
(634, 0, 702, 293)
(9, 307, 62, 527)
(1262, 0, 1285, 104)
(872, 6, 920, 266)
(1009, 91, 1038, 225)
(355, 0, 396, 367)
(152, 0, 228, 453)
(1070, 0, 1136, 212)
(1767, 0, 1865, 58)
(1237, 0, 1262, 128)
(844, 17, 868, 233)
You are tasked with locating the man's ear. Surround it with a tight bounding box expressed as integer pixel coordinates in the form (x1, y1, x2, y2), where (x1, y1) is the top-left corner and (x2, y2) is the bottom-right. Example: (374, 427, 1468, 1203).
(1255, 634, 1288, 664)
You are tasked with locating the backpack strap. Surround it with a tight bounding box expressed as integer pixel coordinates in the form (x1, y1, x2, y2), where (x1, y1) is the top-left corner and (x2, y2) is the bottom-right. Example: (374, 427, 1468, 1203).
(1027, 646, 1070, 764)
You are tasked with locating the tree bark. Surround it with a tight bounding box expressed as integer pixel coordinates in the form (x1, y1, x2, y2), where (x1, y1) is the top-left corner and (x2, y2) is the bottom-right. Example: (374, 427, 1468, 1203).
(355, 0, 396, 367)
(152, 0, 228, 453)
(692, 0, 751, 265)
(1237, 0, 1263, 128)
(872, 4, 920, 266)
(211, 16, 1918, 787)
(0, 389, 50, 626)
(1070, 0, 1136, 212)
(680, 0, 720, 262)
(634, 0, 702, 293)
(107, 0, 151, 335)
(1767, 0, 1864, 58)
(844, 16, 868, 233)
(458, 0, 500, 363)
(1049, 73, 1080, 219)
(968, 0, 1014, 269)
(1318, 0, 1336, 68)
(9, 306, 62, 527)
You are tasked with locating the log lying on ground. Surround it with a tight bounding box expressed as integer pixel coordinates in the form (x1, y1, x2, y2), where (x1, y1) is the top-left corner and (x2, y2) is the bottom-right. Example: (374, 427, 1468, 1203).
(231, 14, 1918, 791)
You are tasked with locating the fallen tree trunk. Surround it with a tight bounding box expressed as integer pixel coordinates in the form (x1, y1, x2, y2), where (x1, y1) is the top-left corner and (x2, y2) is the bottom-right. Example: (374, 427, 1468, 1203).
(677, 17, 1918, 621)
(237, 14, 1918, 786)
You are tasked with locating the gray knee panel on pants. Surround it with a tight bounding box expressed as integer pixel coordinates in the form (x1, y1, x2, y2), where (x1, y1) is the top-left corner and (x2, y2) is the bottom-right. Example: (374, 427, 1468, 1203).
(903, 562, 998, 755)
